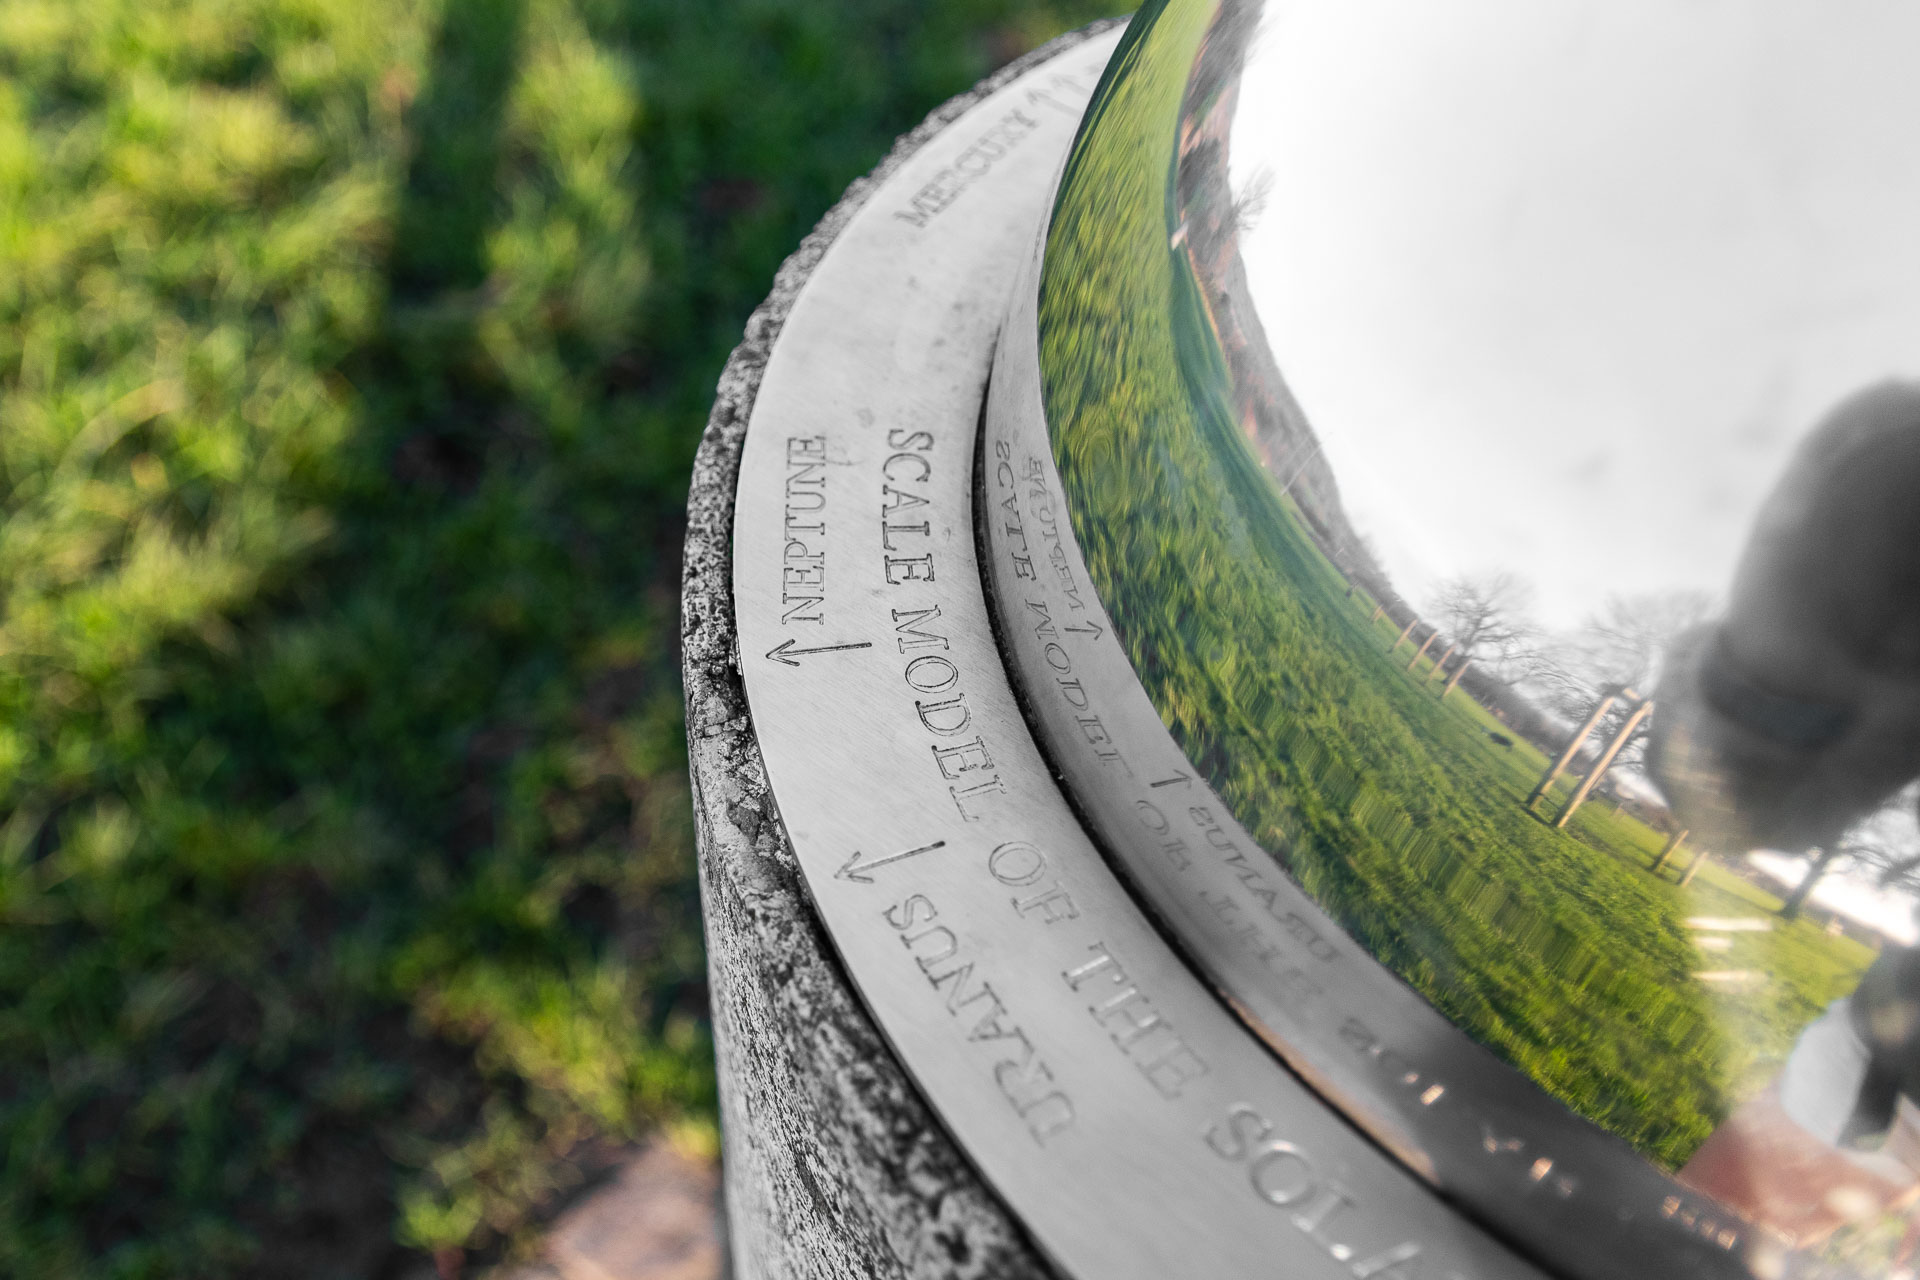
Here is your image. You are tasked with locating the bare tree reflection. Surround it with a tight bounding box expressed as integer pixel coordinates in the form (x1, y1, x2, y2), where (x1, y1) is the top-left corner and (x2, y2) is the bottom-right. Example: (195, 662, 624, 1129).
(1431, 573, 1536, 677)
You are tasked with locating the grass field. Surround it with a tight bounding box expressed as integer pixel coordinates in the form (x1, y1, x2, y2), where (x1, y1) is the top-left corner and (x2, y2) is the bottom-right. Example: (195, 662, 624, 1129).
(1037, 0, 1869, 1168)
(0, 0, 1115, 1275)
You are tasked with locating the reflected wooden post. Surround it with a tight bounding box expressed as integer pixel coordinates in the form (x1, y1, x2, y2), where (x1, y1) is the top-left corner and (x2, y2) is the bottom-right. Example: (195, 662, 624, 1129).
(1425, 644, 1457, 684)
(1407, 629, 1438, 672)
(1652, 828, 1689, 875)
(1441, 658, 1472, 700)
(1680, 845, 1710, 887)
(1391, 616, 1419, 653)
(1369, 602, 1384, 624)
(1526, 691, 1621, 809)
(1553, 699, 1654, 829)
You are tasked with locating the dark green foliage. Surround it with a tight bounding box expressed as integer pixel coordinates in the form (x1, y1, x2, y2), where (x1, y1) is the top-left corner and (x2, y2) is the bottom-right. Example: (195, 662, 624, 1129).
(0, 0, 1117, 1274)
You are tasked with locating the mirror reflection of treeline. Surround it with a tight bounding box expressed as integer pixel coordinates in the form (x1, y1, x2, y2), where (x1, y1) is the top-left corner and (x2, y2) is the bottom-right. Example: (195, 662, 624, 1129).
(1038, 0, 1870, 1166)
(1170, 3, 1394, 617)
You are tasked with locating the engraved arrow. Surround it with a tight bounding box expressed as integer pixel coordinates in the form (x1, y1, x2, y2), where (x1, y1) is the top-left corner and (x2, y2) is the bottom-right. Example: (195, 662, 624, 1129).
(835, 840, 947, 884)
(1064, 617, 1105, 641)
(1149, 771, 1193, 790)
(765, 638, 874, 667)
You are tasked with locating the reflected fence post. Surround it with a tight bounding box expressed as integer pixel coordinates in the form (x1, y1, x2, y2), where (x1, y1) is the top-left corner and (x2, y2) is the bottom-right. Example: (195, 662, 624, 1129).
(1391, 615, 1419, 652)
(1652, 827, 1691, 875)
(1440, 658, 1472, 700)
(1553, 699, 1655, 829)
(1426, 643, 1458, 684)
(1407, 628, 1439, 672)
(1679, 843, 1711, 887)
(1526, 690, 1624, 809)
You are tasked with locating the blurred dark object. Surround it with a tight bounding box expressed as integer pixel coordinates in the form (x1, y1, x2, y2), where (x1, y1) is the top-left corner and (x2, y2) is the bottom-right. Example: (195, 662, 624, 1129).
(1652, 383, 1920, 855)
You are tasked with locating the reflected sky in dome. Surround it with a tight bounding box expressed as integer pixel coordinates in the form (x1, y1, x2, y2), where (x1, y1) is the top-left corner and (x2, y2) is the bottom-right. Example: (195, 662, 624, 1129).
(1231, 0, 1920, 632)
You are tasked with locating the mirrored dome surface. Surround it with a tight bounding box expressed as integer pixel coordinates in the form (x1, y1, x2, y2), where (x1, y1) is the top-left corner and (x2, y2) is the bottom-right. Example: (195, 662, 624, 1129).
(1034, 0, 1920, 1270)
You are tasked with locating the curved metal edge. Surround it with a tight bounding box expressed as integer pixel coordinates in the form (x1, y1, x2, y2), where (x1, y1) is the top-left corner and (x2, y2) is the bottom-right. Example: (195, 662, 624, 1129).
(722, 22, 1551, 1276)
(977, 117, 1813, 1280)
(680, 23, 1124, 1280)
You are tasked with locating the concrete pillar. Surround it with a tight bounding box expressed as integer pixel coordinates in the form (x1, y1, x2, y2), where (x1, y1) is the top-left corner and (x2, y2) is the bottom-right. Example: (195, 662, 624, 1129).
(1407, 630, 1438, 672)
(1679, 844, 1710, 887)
(1441, 658, 1472, 700)
(1391, 616, 1419, 653)
(1553, 699, 1655, 829)
(1527, 693, 1619, 808)
(1425, 644, 1457, 684)
(1652, 828, 1689, 875)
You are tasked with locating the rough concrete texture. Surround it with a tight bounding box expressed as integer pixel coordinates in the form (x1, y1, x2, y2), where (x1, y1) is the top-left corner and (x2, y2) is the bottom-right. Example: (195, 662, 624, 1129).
(680, 22, 1122, 1280)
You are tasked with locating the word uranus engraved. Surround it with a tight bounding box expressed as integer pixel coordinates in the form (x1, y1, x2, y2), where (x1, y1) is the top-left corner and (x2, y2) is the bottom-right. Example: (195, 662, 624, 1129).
(886, 892, 1075, 1144)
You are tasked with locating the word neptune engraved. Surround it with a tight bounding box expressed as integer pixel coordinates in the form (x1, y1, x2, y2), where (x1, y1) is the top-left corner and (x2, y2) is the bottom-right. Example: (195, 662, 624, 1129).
(890, 108, 1045, 231)
(977, 5, 1788, 1277)
(729, 23, 1539, 1280)
(779, 435, 830, 625)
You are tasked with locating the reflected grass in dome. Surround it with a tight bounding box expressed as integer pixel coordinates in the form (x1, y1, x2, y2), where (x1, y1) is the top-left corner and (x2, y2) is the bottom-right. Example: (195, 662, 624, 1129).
(1035, 0, 1872, 1167)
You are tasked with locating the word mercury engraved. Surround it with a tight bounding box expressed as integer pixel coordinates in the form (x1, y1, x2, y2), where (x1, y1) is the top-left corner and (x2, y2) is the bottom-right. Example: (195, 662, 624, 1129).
(782, 435, 829, 625)
(892, 109, 1045, 229)
(886, 892, 1075, 1144)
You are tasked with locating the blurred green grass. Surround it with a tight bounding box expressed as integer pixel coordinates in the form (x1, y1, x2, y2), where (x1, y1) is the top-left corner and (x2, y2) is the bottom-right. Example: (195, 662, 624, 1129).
(0, 0, 1115, 1274)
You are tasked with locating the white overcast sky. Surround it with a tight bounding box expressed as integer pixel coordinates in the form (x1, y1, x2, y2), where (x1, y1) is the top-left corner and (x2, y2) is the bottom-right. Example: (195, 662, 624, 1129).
(1230, 0, 1920, 630)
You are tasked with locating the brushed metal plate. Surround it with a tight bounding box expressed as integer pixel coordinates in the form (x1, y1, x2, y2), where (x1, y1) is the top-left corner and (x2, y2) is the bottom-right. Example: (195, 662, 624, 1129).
(732, 32, 1540, 1280)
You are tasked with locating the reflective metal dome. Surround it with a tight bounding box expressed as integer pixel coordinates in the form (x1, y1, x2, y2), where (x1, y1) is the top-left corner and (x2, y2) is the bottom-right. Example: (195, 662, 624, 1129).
(983, 1, 1920, 1274)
